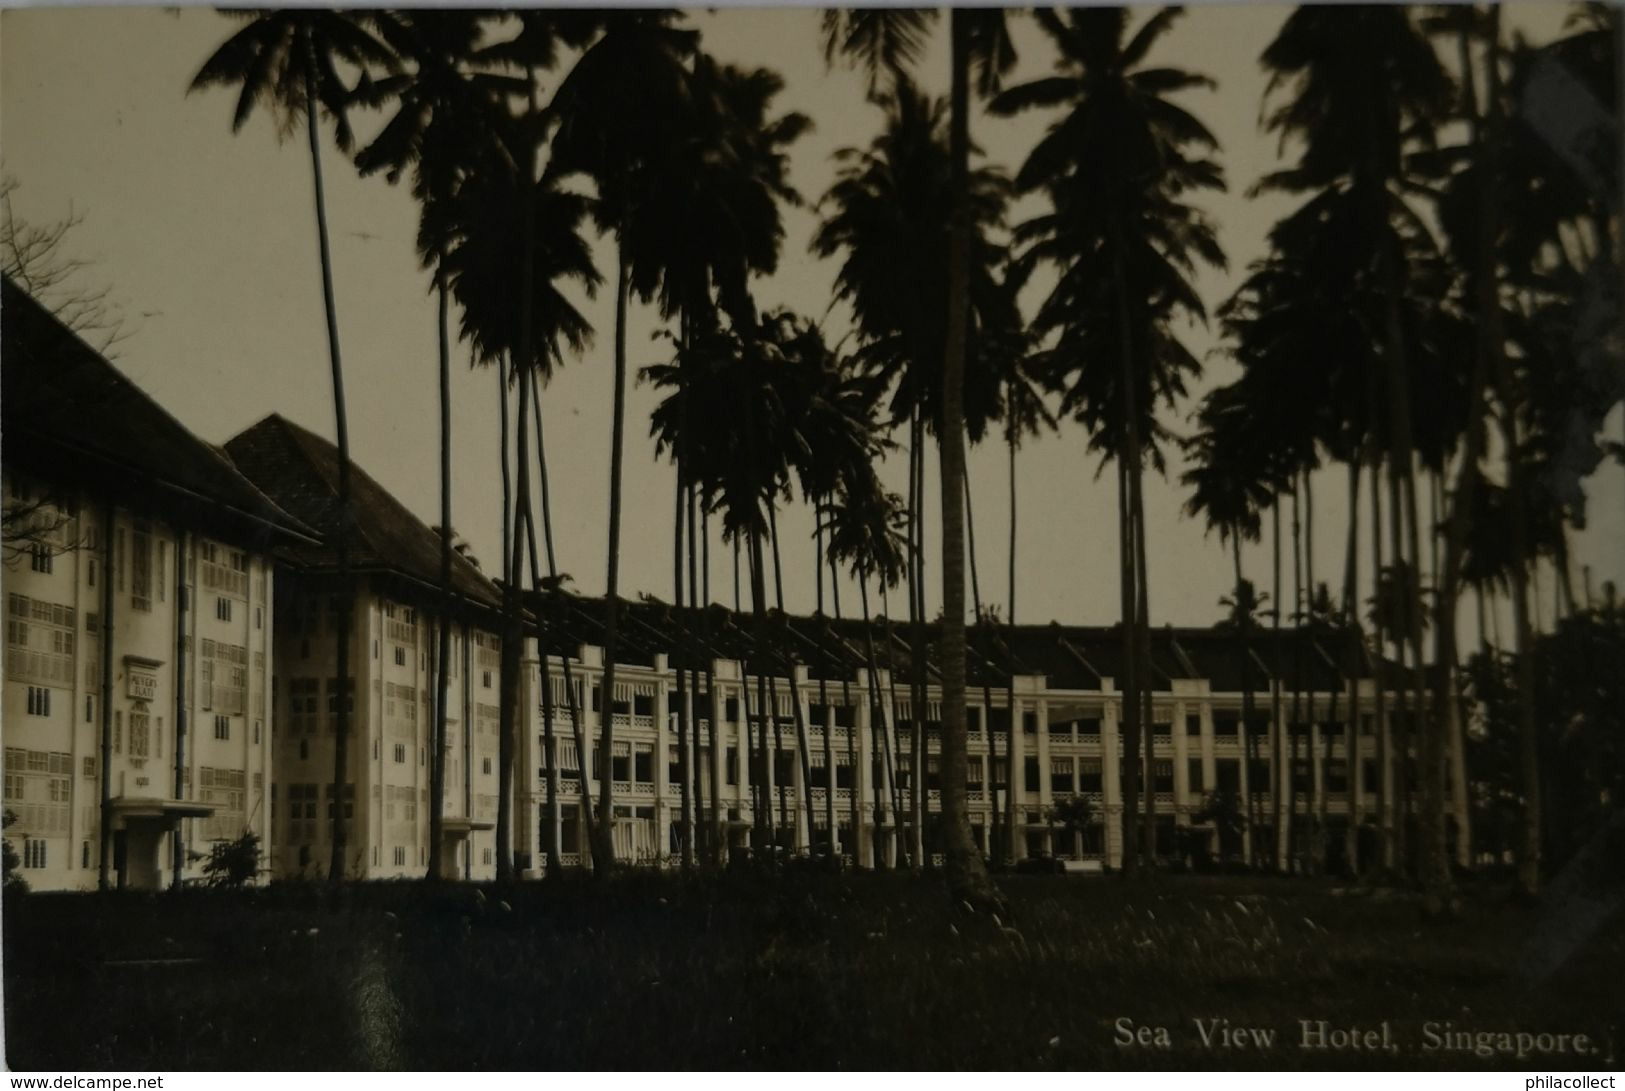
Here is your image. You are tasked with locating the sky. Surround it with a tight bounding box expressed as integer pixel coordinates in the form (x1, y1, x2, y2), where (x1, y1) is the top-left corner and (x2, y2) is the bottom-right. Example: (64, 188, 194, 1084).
(1, 3, 1618, 636)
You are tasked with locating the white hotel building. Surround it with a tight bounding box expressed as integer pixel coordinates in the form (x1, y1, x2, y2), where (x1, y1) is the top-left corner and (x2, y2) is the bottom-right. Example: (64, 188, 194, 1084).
(224, 415, 507, 882)
(3, 273, 1460, 885)
(2, 276, 311, 891)
(516, 597, 1468, 873)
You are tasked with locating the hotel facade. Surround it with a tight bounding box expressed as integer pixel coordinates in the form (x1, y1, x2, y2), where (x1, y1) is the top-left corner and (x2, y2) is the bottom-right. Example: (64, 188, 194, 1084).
(2, 277, 308, 891)
(3, 274, 1463, 886)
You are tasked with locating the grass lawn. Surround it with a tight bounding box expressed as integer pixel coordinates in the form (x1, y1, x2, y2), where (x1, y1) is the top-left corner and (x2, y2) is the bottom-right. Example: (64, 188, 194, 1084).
(4, 872, 1621, 1070)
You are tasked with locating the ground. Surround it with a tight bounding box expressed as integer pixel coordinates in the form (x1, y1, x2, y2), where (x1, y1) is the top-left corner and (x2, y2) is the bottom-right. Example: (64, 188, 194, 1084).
(4, 873, 1621, 1070)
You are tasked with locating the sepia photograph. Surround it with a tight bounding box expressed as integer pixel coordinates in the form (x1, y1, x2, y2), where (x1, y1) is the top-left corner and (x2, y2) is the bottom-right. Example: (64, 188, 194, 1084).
(1, 1, 1622, 1073)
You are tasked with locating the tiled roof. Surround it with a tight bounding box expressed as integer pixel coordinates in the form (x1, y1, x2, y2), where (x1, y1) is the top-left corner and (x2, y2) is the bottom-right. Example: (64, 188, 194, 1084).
(523, 588, 1370, 691)
(1, 276, 313, 547)
(224, 413, 501, 610)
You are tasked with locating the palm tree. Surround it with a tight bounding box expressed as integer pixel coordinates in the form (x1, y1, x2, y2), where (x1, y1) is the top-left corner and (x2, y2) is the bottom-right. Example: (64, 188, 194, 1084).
(433, 105, 601, 879)
(994, 5, 1226, 873)
(824, 6, 1017, 901)
(548, 12, 698, 874)
(1258, 3, 1455, 897)
(637, 52, 809, 862)
(813, 76, 1016, 892)
(824, 467, 911, 868)
(349, 10, 527, 882)
(191, 11, 396, 883)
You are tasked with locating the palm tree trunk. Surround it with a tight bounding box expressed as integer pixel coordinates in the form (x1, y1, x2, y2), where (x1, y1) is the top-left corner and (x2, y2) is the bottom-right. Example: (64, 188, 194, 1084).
(815, 499, 836, 856)
(879, 585, 911, 868)
(938, 7, 993, 901)
(859, 574, 890, 868)
(305, 50, 355, 886)
(688, 481, 710, 865)
(906, 411, 927, 871)
(1135, 458, 1156, 864)
(427, 265, 454, 883)
(531, 371, 595, 865)
(1370, 442, 1393, 872)
(498, 353, 537, 882)
(1290, 474, 1303, 873)
(1116, 456, 1141, 874)
(1109, 226, 1143, 876)
(1343, 459, 1362, 876)
(674, 473, 692, 870)
(965, 471, 998, 864)
(1005, 418, 1019, 863)
(769, 504, 817, 853)
(749, 527, 773, 855)
(831, 550, 859, 859)
(594, 236, 631, 876)
(1270, 499, 1285, 872)
(518, 459, 554, 875)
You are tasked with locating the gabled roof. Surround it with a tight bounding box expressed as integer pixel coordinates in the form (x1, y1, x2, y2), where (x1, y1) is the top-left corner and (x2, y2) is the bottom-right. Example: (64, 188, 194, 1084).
(520, 588, 1373, 692)
(1, 276, 313, 548)
(224, 413, 501, 611)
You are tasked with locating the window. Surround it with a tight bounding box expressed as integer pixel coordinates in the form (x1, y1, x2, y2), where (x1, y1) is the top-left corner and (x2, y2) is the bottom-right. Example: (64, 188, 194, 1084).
(1050, 757, 1073, 794)
(299, 740, 309, 761)
(1326, 759, 1348, 793)
(725, 696, 740, 721)
(23, 839, 46, 869)
(84, 694, 94, 724)
(26, 686, 50, 717)
(393, 845, 406, 867)
(216, 597, 232, 622)
(1188, 759, 1205, 794)
(1023, 756, 1039, 793)
(1048, 718, 1071, 738)
(611, 743, 630, 783)
(1362, 760, 1378, 793)
(1078, 758, 1102, 793)
(482, 756, 492, 775)
(29, 544, 52, 574)
(214, 715, 230, 741)
(1079, 717, 1101, 737)
(1186, 714, 1202, 736)
(1215, 716, 1239, 738)
(88, 559, 97, 587)
(394, 646, 407, 667)
(255, 607, 262, 631)
(394, 744, 406, 764)
(129, 710, 150, 757)
(253, 719, 262, 745)
(482, 670, 492, 690)
(1022, 711, 1038, 734)
(130, 523, 152, 611)
(1152, 759, 1174, 793)
(725, 746, 739, 785)
(965, 758, 983, 788)
(634, 745, 653, 784)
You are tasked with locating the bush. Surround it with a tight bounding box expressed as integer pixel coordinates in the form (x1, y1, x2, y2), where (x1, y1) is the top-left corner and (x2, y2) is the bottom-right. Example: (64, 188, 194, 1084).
(3, 809, 27, 894)
(202, 831, 260, 888)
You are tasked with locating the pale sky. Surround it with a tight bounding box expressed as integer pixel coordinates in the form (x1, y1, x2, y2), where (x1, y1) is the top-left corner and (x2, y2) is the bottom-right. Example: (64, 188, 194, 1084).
(2, 4, 1616, 635)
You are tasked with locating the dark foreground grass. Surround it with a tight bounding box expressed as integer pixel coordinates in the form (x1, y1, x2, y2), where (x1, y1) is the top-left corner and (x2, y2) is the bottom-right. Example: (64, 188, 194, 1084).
(5, 872, 1621, 1070)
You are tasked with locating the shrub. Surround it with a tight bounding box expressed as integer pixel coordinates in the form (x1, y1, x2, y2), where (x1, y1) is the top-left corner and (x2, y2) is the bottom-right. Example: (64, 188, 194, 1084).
(202, 831, 261, 888)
